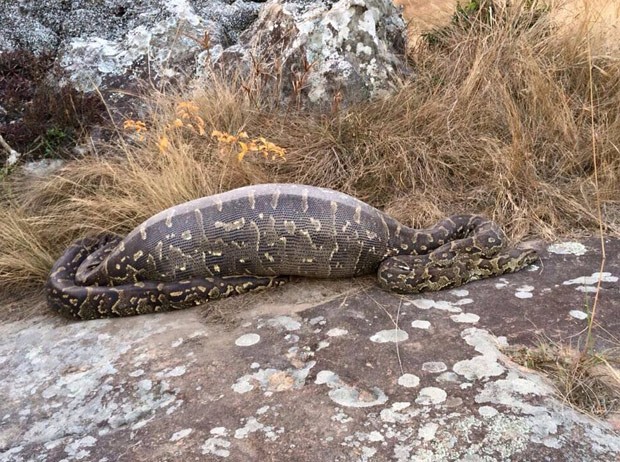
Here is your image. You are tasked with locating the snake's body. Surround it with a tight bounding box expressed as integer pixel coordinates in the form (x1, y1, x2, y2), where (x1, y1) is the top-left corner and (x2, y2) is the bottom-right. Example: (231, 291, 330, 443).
(47, 184, 538, 319)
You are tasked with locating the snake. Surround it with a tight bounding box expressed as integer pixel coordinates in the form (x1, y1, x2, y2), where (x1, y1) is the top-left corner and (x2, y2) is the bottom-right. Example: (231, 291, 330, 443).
(47, 184, 538, 320)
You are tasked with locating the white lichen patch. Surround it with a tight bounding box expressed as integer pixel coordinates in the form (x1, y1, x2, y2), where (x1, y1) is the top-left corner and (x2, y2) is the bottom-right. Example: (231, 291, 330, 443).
(411, 299, 434, 310)
(309, 316, 326, 325)
(436, 372, 460, 383)
(515, 291, 534, 299)
(170, 428, 193, 441)
(380, 402, 418, 424)
(450, 289, 469, 297)
(422, 362, 448, 373)
(234, 416, 282, 442)
(233, 361, 316, 395)
(316, 370, 388, 408)
(462, 328, 504, 356)
(453, 354, 505, 381)
(370, 329, 409, 343)
(452, 328, 507, 380)
(411, 320, 431, 329)
(478, 406, 499, 418)
(263, 316, 302, 331)
(547, 242, 587, 255)
(514, 285, 535, 299)
(64, 435, 96, 459)
(201, 436, 231, 458)
(329, 385, 389, 408)
(418, 422, 439, 441)
(326, 328, 348, 337)
(284, 333, 300, 344)
(332, 408, 353, 423)
(232, 377, 254, 394)
(397, 373, 420, 388)
(569, 310, 589, 320)
(563, 272, 618, 289)
(137, 379, 153, 391)
(360, 446, 377, 461)
(450, 313, 480, 324)
(392, 402, 411, 411)
(235, 333, 261, 346)
(157, 365, 187, 378)
(314, 370, 342, 385)
(210, 427, 228, 436)
(415, 387, 447, 405)
(411, 298, 462, 313)
(433, 300, 463, 312)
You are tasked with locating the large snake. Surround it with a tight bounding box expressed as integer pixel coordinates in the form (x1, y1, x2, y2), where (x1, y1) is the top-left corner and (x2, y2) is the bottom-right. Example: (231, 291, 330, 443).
(47, 184, 538, 319)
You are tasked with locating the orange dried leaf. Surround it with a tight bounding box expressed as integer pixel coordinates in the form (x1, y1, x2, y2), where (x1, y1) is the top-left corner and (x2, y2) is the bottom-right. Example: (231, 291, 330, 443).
(158, 135, 170, 152)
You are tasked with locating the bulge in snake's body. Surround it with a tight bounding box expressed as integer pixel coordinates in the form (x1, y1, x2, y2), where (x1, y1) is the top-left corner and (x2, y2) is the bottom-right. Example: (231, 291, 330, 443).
(48, 183, 538, 319)
(79, 184, 423, 285)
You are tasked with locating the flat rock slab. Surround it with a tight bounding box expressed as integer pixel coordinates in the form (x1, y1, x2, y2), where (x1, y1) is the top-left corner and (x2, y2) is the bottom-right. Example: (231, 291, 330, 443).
(1, 238, 619, 461)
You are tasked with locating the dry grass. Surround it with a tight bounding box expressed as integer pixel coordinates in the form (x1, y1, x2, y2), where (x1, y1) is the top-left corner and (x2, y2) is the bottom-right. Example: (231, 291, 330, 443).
(0, 0, 619, 291)
(506, 341, 620, 417)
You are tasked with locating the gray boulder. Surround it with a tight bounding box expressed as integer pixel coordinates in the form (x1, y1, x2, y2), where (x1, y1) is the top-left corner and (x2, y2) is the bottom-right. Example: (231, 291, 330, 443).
(210, 0, 408, 107)
(0, 0, 263, 91)
(0, 0, 408, 106)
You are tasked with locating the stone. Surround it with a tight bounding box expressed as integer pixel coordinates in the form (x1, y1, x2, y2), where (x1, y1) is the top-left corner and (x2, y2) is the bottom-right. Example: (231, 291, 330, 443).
(1, 0, 409, 107)
(0, 0, 263, 91)
(211, 0, 408, 107)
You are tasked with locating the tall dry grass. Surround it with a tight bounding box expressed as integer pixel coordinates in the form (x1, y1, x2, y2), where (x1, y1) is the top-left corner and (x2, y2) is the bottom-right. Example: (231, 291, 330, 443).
(0, 0, 618, 291)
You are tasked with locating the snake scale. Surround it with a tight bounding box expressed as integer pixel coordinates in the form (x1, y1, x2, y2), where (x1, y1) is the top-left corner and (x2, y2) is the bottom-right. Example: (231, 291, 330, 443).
(47, 184, 538, 320)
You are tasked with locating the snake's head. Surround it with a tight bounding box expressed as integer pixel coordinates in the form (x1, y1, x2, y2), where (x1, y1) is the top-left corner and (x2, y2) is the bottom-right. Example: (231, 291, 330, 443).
(522, 248, 539, 266)
(508, 248, 540, 269)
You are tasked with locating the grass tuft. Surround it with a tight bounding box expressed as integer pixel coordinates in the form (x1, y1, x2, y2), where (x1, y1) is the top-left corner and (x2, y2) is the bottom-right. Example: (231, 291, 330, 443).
(506, 341, 620, 417)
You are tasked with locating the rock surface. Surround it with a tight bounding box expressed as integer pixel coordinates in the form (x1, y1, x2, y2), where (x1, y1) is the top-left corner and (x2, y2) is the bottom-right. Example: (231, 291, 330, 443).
(1, 0, 263, 91)
(1, 238, 619, 461)
(0, 0, 408, 106)
(213, 0, 407, 106)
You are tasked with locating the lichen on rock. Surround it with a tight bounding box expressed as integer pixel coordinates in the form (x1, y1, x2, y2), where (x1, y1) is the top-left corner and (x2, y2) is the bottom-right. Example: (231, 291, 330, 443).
(210, 0, 409, 107)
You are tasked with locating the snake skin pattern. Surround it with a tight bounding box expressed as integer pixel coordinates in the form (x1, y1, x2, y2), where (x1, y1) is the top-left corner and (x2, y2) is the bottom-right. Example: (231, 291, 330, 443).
(47, 184, 538, 319)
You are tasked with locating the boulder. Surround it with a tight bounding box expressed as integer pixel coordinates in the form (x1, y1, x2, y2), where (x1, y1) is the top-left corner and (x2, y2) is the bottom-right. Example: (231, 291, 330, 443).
(0, 0, 263, 91)
(0, 0, 409, 106)
(210, 0, 408, 107)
